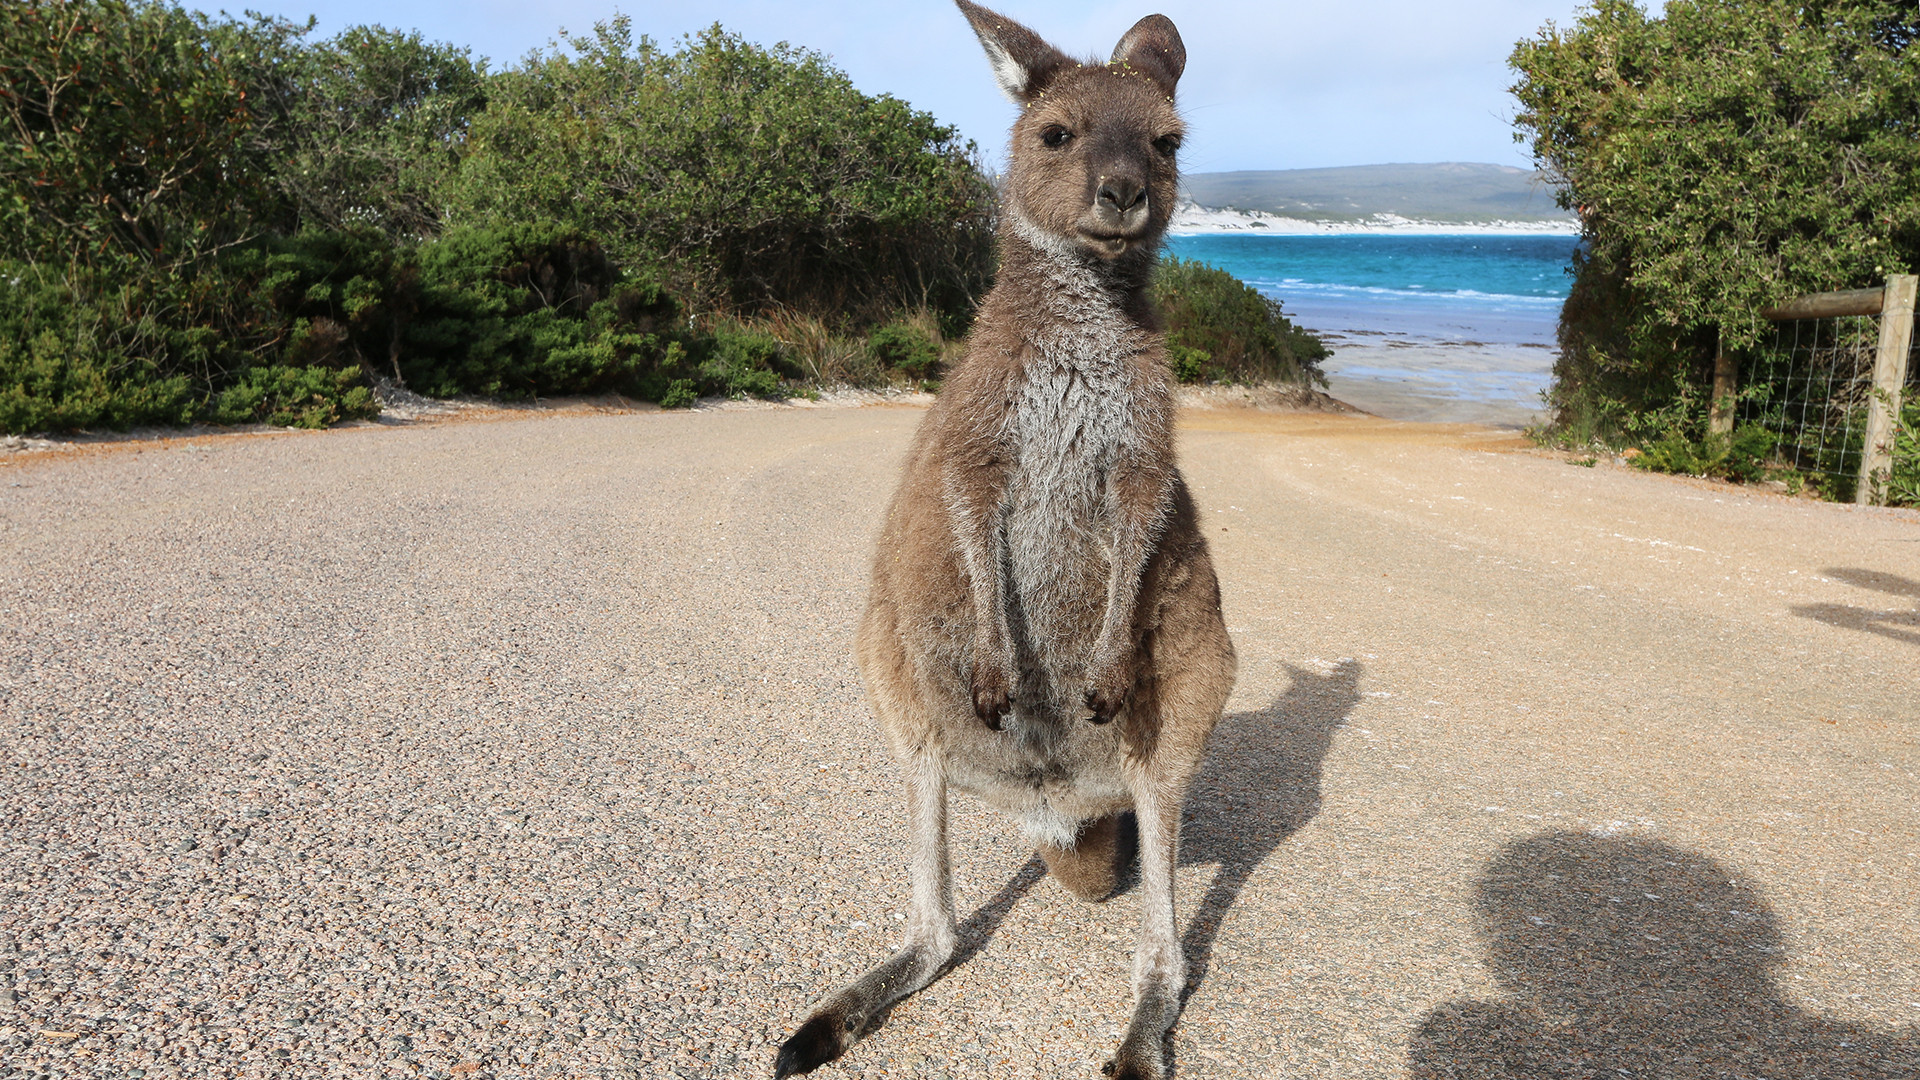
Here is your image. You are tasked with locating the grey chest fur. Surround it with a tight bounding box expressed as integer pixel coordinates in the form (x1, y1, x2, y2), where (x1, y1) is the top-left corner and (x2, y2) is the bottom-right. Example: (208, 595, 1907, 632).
(1000, 312, 1143, 687)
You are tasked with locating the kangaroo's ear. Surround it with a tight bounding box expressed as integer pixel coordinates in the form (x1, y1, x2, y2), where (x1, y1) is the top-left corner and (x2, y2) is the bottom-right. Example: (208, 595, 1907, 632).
(955, 0, 1073, 104)
(1110, 14, 1185, 96)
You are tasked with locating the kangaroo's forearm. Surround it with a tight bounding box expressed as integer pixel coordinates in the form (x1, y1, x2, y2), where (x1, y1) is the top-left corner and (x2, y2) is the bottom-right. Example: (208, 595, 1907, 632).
(1094, 455, 1175, 663)
(943, 464, 1012, 657)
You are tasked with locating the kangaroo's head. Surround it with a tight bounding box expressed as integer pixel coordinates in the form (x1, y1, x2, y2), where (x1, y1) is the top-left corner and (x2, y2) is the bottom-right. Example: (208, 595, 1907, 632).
(957, 0, 1186, 262)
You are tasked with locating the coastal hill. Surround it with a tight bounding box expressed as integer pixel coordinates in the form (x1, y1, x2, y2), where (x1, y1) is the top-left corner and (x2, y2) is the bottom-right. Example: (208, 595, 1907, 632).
(1177, 163, 1576, 232)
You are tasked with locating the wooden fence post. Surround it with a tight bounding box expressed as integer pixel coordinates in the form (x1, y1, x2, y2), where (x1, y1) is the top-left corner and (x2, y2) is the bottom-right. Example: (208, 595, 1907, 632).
(1708, 330, 1737, 437)
(1856, 274, 1918, 506)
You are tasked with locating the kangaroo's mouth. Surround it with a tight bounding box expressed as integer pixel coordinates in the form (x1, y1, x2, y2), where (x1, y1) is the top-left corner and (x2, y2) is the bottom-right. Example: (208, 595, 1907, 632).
(1077, 230, 1136, 258)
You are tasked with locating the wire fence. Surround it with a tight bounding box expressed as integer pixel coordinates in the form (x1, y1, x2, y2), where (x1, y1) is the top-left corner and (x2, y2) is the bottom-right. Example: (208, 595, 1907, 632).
(1733, 278, 1918, 504)
(1738, 316, 1880, 482)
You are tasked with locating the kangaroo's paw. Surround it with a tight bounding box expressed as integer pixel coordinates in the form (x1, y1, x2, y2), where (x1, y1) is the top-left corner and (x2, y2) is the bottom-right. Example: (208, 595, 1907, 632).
(1083, 655, 1135, 724)
(1101, 1055, 1164, 1080)
(776, 941, 949, 1077)
(1100, 1034, 1168, 1080)
(970, 657, 1011, 729)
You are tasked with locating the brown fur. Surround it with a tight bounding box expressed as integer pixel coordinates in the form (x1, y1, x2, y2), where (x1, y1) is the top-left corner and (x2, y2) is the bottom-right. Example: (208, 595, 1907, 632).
(1037, 811, 1139, 901)
(775, 6, 1235, 1078)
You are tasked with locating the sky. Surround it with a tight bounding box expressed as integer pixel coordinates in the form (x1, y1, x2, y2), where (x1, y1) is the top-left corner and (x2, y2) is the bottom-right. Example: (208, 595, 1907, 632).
(226, 0, 1589, 174)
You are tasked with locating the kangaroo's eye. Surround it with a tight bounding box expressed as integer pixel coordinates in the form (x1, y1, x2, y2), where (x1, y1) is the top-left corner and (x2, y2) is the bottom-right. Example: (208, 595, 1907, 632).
(1040, 126, 1073, 149)
(1153, 134, 1181, 157)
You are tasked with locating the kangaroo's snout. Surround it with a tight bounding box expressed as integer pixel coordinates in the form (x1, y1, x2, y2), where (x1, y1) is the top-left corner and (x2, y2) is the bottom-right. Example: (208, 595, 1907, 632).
(1093, 175, 1149, 232)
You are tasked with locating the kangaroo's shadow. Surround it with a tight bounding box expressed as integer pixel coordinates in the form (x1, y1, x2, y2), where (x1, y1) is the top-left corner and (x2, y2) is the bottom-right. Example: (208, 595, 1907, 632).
(854, 855, 1048, 1040)
(947, 856, 1047, 970)
(1177, 659, 1361, 998)
(1408, 832, 1920, 1079)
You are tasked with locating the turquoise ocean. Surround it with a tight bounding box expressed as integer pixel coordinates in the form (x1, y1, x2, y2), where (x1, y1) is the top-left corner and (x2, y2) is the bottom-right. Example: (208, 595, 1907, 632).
(1164, 234, 1579, 422)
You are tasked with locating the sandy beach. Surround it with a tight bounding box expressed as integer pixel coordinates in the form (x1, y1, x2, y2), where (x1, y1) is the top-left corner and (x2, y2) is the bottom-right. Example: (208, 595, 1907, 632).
(1316, 336, 1555, 428)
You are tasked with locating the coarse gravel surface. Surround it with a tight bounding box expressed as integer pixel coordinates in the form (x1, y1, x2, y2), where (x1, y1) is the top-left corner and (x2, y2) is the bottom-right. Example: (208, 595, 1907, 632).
(2, 403, 1917, 1080)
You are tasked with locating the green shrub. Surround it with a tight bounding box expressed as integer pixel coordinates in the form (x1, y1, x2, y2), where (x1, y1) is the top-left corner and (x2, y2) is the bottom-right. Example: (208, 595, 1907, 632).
(0, 259, 385, 432)
(1629, 422, 1778, 483)
(868, 323, 942, 378)
(693, 322, 791, 400)
(659, 379, 700, 409)
(0, 4, 997, 430)
(260, 25, 487, 239)
(1167, 345, 1214, 385)
(1723, 423, 1780, 484)
(0, 0, 291, 270)
(0, 327, 195, 434)
(443, 18, 995, 325)
(1151, 257, 1328, 386)
(211, 365, 377, 428)
(402, 223, 627, 397)
(1511, 0, 1920, 442)
(1895, 399, 1920, 507)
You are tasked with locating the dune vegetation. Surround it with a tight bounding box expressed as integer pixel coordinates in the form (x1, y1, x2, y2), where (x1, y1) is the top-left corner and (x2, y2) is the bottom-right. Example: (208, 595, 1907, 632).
(0, 1, 1323, 433)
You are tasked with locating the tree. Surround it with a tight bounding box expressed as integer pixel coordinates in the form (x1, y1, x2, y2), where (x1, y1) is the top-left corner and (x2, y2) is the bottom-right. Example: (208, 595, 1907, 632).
(1510, 0, 1920, 438)
(249, 24, 487, 238)
(0, 0, 288, 269)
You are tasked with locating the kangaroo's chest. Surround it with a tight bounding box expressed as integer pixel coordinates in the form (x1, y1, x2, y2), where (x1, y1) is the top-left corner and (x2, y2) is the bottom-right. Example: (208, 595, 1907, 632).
(1001, 355, 1138, 650)
(1006, 360, 1132, 513)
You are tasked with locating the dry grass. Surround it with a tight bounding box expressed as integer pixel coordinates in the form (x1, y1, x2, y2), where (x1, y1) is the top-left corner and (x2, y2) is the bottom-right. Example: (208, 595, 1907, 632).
(755, 309, 878, 386)
(755, 306, 964, 390)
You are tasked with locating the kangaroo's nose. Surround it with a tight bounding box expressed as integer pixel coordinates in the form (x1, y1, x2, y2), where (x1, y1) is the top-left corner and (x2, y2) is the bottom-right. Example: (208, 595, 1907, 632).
(1096, 177, 1146, 214)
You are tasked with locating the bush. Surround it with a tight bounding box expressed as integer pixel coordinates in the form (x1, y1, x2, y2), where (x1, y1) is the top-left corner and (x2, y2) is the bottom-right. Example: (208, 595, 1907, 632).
(0, 2, 450, 432)
(1511, 0, 1920, 442)
(1151, 257, 1328, 386)
(0, 0, 290, 270)
(1166, 345, 1212, 385)
(211, 366, 377, 428)
(0, 259, 381, 431)
(692, 322, 791, 400)
(403, 223, 634, 397)
(0, 4, 997, 430)
(868, 323, 943, 378)
(443, 18, 995, 326)
(1629, 422, 1777, 483)
(1872, 392, 1920, 507)
(0, 222, 741, 432)
(659, 380, 700, 409)
(257, 25, 488, 239)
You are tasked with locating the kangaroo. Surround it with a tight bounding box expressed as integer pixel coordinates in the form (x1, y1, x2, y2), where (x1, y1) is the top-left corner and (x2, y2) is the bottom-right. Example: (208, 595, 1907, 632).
(775, 4, 1235, 1078)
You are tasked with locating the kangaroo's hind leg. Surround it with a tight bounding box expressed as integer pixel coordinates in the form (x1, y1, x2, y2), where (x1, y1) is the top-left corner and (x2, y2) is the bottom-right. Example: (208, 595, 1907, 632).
(1104, 567, 1236, 1080)
(775, 746, 955, 1077)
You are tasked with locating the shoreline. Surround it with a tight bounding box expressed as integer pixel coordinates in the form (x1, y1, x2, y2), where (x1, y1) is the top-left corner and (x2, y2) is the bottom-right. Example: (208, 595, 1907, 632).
(1318, 341, 1554, 429)
(1168, 202, 1579, 237)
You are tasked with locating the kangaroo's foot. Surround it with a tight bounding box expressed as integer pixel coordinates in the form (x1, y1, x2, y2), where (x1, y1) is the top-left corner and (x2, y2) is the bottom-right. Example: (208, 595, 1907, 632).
(775, 934, 952, 1077)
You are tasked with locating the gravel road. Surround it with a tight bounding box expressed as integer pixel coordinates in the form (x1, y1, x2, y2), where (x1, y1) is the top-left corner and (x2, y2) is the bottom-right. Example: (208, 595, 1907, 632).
(3, 404, 1916, 1079)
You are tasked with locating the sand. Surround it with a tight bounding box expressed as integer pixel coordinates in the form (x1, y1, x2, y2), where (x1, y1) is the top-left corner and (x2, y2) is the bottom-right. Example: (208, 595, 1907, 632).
(1, 402, 1915, 1079)
(1317, 339, 1555, 428)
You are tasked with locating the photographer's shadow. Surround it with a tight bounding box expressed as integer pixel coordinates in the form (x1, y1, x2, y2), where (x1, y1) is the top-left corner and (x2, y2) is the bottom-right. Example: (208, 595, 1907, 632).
(1792, 568, 1920, 647)
(1177, 658, 1361, 995)
(1408, 832, 1919, 1079)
